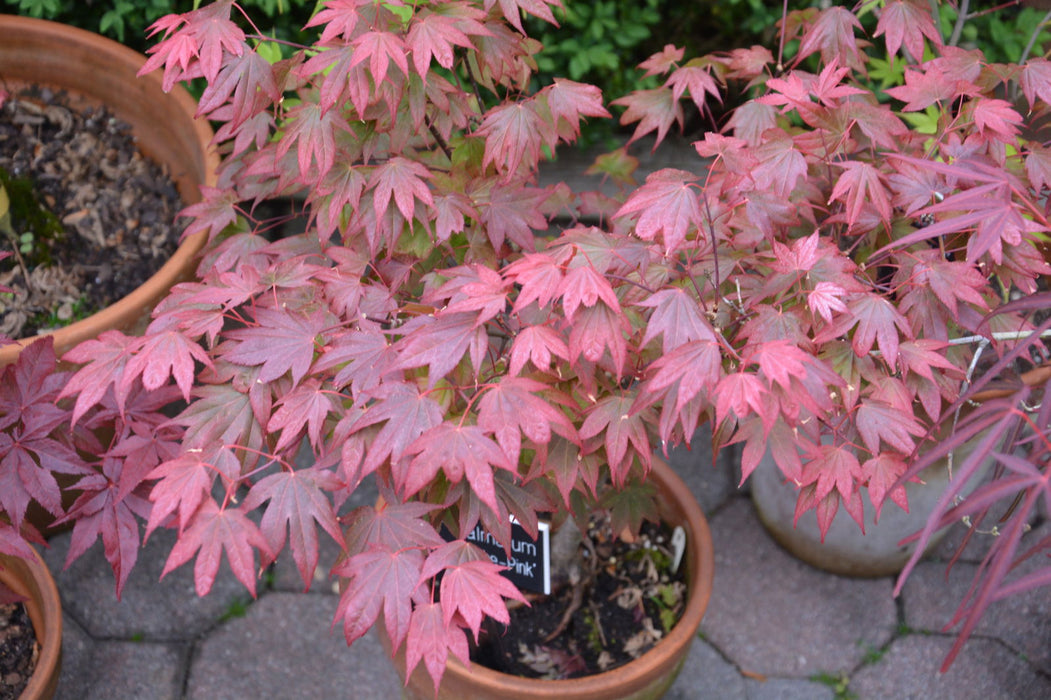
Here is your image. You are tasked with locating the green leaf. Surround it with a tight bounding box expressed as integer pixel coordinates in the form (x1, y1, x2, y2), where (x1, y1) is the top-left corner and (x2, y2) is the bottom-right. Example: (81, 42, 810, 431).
(899, 104, 940, 135)
(600, 480, 659, 538)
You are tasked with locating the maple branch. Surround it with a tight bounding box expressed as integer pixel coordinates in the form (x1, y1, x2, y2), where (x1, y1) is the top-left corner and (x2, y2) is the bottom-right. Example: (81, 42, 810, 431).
(426, 117, 453, 161)
(949, 0, 971, 46)
(777, 0, 790, 72)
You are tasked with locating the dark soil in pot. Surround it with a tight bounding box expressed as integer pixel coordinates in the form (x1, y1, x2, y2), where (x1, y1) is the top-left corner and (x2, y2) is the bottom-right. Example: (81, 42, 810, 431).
(0, 86, 186, 339)
(0, 602, 37, 699)
(472, 514, 688, 680)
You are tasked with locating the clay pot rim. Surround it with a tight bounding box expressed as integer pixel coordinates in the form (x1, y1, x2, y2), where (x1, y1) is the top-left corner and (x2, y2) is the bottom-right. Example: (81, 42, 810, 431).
(0, 15, 216, 367)
(0, 548, 62, 700)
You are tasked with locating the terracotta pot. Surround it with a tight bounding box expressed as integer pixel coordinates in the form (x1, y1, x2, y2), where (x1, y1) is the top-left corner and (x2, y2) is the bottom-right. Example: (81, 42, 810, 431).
(0, 15, 217, 368)
(382, 456, 715, 700)
(0, 549, 62, 700)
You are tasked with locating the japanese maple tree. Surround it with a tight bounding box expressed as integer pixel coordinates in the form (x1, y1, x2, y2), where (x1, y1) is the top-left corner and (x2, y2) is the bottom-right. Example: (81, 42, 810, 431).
(4, 0, 1051, 686)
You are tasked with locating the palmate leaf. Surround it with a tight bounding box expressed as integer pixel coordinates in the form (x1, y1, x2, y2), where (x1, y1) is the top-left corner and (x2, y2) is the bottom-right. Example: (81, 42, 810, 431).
(266, 379, 338, 453)
(60, 457, 150, 599)
(224, 307, 329, 386)
(406, 7, 484, 76)
(431, 553, 524, 636)
(335, 546, 424, 651)
(161, 498, 272, 597)
(404, 601, 471, 695)
(402, 423, 515, 514)
(477, 377, 578, 465)
(829, 161, 893, 230)
(475, 100, 555, 177)
(874, 0, 942, 59)
(242, 467, 343, 589)
(508, 324, 570, 376)
(343, 500, 445, 558)
(610, 87, 684, 147)
(580, 395, 653, 484)
(485, 0, 560, 34)
(351, 381, 444, 475)
(615, 169, 701, 254)
(387, 312, 488, 387)
(855, 399, 926, 455)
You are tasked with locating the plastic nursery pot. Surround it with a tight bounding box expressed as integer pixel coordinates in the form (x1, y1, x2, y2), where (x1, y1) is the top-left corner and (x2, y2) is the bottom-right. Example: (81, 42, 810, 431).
(0, 14, 218, 368)
(0, 549, 63, 700)
(381, 456, 715, 700)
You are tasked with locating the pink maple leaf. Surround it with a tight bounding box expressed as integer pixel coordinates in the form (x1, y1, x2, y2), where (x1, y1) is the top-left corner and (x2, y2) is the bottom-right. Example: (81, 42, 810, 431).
(615, 169, 701, 254)
(875, 0, 943, 59)
(402, 424, 515, 515)
(242, 468, 343, 588)
(161, 499, 272, 597)
(404, 602, 471, 694)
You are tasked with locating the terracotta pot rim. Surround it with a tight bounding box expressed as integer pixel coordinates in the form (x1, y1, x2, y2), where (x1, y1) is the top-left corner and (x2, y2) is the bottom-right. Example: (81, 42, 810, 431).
(0, 15, 216, 367)
(0, 548, 62, 700)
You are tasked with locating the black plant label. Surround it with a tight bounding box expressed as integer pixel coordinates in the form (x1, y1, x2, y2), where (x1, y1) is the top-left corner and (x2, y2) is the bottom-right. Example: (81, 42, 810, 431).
(442, 519, 551, 594)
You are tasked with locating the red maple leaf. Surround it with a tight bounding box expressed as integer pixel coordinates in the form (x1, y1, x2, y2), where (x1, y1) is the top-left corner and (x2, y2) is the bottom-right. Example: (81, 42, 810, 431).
(884, 67, 958, 111)
(485, 0, 560, 34)
(1020, 58, 1051, 109)
(369, 157, 434, 224)
(224, 307, 329, 385)
(343, 500, 445, 557)
(558, 263, 621, 323)
(795, 6, 864, 70)
(752, 129, 808, 198)
(140, 2, 246, 89)
(714, 372, 770, 428)
(855, 399, 926, 455)
(798, 443, 863, 509)
(388, 312, 488, 386)
(401, 423, 515, 514)
(196, 48, 277, 127)
(875, 0, 943, 59)
(861, 453, 910, 519)
(404, 601, 471, 694)
(145, 446, 241, 534)
(829, 161, 893, 230)
(637, 288, 718, 353)
(615, 169, 701, 254)
(837, 293, 912, 369)
(350, 382, 444, 474)
(610, 87, 684, 146)
(541, 79, 611, 141)
(580, 395, 653, 483)
(350, 29, 409, 82)
(122, 326, 213, 400)
(242, 467, 343, 588)
(407, 7, 487, 76)
(477, 377, 578, 464)
(161, 498, 273, 597)
(335, 546, 424, 650)
(425, 547, 525, 636)
(644, 340, 723, 417)
(969, 98, 1023, 141)
(475, 100, 554, 177)
(472, 179, 550, 251)
(508, 324, 570, 376)
(567, 302, 629, 376)
(276, 103, 352, 179)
